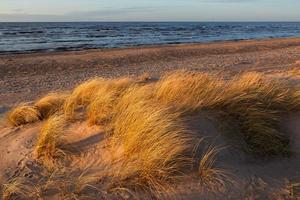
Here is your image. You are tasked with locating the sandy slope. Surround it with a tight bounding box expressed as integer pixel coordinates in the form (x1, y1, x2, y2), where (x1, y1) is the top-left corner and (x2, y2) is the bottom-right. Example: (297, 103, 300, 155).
(0, 111, 299, 199)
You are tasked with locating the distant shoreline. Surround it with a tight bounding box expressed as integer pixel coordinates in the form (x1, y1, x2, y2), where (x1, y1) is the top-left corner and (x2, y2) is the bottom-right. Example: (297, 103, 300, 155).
(1, 36, 300, 56)
(1, 22, 300, 55)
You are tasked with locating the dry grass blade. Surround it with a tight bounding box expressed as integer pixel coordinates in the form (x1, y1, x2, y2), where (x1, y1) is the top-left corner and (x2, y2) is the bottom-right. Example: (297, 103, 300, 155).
(34, 115, 66, 170)
(7, 103, 41, 127)
(106, 86, 194, 198)
(199, 146, 229, 187)
(222, 73, 292, 156)
(2, 178, 33, 200)
(154, 71, 294, 156)
(155, 70, 225, 111)
(35, 92, 68, 119)
(87, 77, 135, 125)
(64, 78, 107, 117)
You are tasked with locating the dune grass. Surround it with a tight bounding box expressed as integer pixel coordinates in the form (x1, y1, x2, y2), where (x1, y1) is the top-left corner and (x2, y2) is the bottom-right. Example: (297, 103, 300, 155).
(154, 71, 299, 156)
(87, 77, 135, 125)
(198, 146, 228, 187)
(35, 92, 68, 119)
(219, 73, 293, 155)
(155, 70, 225, 112)
(64, 78, 107, 117)
(105, 86, 194, 197)
(7, 103, 41, 127)
(4, 70, 300, 198)
(34, 115, 66, 170)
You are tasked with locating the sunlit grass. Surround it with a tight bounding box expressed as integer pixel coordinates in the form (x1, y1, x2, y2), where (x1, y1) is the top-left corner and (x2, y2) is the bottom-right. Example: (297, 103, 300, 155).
(35, 92, 68, 119)
(4, 69, 300, 199)
(63, 78, 107, 118)
(106, 86, 194, 198)
(87, 77, 135, 125)
(7, 103, 41, 127)
(34, 115, 66, 170)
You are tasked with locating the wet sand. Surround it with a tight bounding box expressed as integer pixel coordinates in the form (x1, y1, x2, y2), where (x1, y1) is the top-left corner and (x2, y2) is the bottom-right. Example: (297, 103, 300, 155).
(1, 37, 300, 109)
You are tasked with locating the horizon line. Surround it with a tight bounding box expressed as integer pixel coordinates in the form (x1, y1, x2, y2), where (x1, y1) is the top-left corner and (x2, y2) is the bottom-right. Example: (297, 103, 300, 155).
(1, 20, 300, 23)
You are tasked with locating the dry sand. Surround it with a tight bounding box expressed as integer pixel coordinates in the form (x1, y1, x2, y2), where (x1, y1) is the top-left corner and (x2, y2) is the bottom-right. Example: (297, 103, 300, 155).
(1, 37, 300, 109)
(1, 38, 300, 199)
(1, 111, 299, 199)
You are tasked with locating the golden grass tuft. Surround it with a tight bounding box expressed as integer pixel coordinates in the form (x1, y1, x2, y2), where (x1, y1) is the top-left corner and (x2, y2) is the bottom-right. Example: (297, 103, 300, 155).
(7, 103, 41, 127)
(155, 70, 225, 111)
(34, 115, 66, 170)
(87, 77, 135, 125)
(63, 78, 107, 117)
(221, 73, 293, 155)
(106, 86, 194, 197)
(198, 146, 228, 187)
(223, 72, 294, 110)
(35, 92, 68, 119)
(154, 70, 296, 156)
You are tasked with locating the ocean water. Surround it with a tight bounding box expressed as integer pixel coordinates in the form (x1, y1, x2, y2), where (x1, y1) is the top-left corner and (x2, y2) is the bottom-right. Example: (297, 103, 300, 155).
(0, 22, 300, 54)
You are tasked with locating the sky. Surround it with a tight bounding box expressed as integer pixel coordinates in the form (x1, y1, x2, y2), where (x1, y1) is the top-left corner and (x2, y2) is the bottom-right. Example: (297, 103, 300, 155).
(0, 0, 300, 22)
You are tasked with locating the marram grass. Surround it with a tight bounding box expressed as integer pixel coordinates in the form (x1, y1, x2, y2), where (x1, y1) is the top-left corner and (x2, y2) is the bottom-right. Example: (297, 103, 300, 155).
(63, 78, 107, 117)
(4, 70, 300, 199)
(7, 103, 41, 127)
(154, 71, 299, 156)
(34, 115, 66, 170)
(35, 92, 68, 119)
(87, 77, 135, 125)
(107, 86, 194, 197)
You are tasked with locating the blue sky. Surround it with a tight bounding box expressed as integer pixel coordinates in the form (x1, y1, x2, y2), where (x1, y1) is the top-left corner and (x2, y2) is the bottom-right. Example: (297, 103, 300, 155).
(0, 0, 300, 22)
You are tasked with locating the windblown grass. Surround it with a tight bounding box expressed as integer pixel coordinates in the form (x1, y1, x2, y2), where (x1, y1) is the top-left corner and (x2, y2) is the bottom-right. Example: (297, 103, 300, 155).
(198, 146, 228, 187)
(5, 70, 300, 198)
(34, 115, 66, 170)
(155, 70, 225, 112)
(106, 86, 194, 197)
(87, 77, 135, 125)
(223, 72, 294, 110)
(64, 78, 107, 117)
(154, 71, 298, 156)
(7, 103, 41, 127)
(223, 73, 297, 155)
(35, 92, 68, 119)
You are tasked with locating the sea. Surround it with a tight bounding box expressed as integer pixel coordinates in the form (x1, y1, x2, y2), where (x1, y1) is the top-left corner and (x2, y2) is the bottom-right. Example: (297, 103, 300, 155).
(0, 22, 300, 54)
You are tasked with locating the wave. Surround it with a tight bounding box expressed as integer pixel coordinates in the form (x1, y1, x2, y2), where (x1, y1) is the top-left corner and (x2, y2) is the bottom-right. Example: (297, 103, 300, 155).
(0, 22, 300, 54)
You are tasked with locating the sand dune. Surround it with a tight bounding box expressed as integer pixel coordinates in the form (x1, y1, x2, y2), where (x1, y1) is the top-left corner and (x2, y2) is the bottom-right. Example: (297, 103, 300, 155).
(1, 69, 300, 199)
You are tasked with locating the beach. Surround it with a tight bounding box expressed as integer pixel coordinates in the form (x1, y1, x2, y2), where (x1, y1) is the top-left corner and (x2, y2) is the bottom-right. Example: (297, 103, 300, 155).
(1, 37, 300, 110)
(1, 37, 300, 199)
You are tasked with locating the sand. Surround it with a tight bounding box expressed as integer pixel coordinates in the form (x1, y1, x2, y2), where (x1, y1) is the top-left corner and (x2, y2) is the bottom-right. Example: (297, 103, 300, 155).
(1, 37, 300, 110)
(1, 38, 300, 199)
(1, 111, 299, 199)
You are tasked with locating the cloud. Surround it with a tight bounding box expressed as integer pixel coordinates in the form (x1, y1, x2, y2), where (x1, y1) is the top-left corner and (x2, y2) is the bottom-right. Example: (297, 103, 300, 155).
(0, 6, 162, 22)
(0, 13, 64, 22)
(67, 6, 159, 17)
